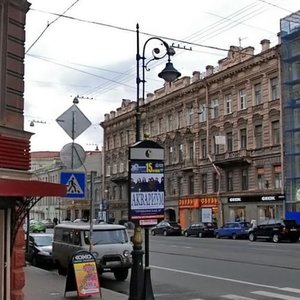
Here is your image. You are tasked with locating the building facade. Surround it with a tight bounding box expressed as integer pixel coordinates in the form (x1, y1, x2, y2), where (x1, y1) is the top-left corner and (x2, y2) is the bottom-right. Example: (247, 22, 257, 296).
(30, 150, 104, 222)
(101, 38, 285, 229)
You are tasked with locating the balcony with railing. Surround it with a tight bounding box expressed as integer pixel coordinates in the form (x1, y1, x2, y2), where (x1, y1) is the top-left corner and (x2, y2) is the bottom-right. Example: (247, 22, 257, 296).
(212, 149, 252, 168)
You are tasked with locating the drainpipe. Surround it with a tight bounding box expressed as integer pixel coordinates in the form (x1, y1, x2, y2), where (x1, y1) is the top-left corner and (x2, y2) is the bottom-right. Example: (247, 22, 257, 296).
(204, 79, 223, 226)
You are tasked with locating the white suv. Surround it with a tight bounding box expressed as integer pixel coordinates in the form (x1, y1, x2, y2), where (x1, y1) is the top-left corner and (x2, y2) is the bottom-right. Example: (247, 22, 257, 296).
(52, 222, 132, 281)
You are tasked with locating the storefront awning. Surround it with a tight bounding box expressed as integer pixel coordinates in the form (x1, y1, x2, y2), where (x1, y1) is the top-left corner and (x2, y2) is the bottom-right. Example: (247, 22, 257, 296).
(0, 178, 66, 197)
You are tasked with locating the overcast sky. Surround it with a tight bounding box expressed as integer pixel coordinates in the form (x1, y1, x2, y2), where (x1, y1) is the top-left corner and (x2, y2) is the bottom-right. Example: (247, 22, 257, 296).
(24, 0, 299, 152)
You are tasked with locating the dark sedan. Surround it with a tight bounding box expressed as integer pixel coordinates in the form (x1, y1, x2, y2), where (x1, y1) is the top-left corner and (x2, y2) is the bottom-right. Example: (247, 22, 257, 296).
(183, 222, 217, 238)
(151, 220, 182, 236)
(25, 233, 55, 268)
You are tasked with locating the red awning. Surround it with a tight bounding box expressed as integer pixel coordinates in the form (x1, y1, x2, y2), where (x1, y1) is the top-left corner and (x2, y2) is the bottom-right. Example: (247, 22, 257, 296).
(0, 178, 67, 197)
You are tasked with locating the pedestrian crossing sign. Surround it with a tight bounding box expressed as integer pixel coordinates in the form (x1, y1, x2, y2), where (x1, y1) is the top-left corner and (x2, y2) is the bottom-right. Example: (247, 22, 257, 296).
(60, 172, 85, 198)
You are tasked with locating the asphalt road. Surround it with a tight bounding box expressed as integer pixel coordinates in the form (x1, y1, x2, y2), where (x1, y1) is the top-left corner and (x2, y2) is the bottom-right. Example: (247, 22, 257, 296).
(42, 229, 300, 299)
(101, 234, 300, 300)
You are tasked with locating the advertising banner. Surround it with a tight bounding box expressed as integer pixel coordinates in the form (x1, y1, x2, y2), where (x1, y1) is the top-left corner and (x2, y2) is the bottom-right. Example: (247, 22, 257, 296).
(130, 160, 164, 221)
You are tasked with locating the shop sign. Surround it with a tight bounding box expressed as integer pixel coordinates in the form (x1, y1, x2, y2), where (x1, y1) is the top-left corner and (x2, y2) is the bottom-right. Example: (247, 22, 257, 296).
(179, 198, 199, 208)
(228, 194, 285, 203)
(200, 197, 218, 207)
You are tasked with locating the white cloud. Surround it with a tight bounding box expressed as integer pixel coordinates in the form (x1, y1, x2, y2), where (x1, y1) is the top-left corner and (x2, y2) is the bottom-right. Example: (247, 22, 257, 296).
(24, 0, 300, 151)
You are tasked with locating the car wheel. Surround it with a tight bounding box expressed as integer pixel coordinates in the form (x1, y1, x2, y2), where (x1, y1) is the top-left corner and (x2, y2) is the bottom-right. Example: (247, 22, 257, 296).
(232, 233, 237, 240)
(163, 230, 168, 236)
(272, 234, 280, 243)
(184, 231, 189, 237)
(198, 232, 203, 238)
(31, 256, 38, 267)
(215, 233, 220, 239)
(290, 237, 299, 243)
(114, 268, 129, 281)
(151, 230, 155, 236)
(249, 233, 256, 241)
(57, 263, 67, 276)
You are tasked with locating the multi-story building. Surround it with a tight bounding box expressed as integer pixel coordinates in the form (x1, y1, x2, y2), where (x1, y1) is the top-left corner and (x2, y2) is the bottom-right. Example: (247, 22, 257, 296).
(101, 37, 285, 229)
(280, 11, 300, 210)
(30, 150, 104, 222)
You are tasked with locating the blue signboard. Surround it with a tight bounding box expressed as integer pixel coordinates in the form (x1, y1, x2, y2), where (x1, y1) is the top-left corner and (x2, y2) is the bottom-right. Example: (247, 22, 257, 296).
(60, 172, 85, 198)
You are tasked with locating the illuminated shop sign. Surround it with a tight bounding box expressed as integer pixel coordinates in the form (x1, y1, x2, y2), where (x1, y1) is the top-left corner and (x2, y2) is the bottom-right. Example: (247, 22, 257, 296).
(228, 194, 285, 203)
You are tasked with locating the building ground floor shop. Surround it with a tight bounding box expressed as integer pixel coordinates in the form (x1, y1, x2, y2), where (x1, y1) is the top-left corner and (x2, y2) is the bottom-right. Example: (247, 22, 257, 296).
(221, 194, 286, 224)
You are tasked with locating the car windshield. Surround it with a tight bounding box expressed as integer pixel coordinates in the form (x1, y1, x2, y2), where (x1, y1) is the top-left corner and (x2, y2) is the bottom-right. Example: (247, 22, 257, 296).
(169, 222, 179, 227)
(240, 222, 251, 228)
(84, 229, 128, 245)
(34, 235, 53, 247)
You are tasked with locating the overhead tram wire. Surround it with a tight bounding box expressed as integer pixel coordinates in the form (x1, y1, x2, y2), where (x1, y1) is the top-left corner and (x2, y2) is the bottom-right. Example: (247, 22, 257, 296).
(27, 1, 285, 99)
(26, 0, 80, 54)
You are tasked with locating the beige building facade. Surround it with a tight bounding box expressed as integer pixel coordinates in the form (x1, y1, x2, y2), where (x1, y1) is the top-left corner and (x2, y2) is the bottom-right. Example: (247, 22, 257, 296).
(101, 39, 284, 229)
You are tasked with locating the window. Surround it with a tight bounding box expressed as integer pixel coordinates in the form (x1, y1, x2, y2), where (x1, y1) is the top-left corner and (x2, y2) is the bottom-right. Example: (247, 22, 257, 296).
(213, 173, 219, 193)
(167, 177, 173, 195)
(270, 77, 279, 100)
(178, 177, 183, 196)
(239, 88, 247, 110)
(177, 110, 183, 129)
(272, 121, 280, 145)
(202, 174, 207, 193)
(178, 144, 183, 162)
(158, 117, 163, 134)
(188, 175, 194, 194)
(274, 165, 282, 189)
(240, 128, 247, 149)
(201, 138, 207, 159)
(226, 132, 233, 152)
(211, 99, 219, 118)
(167, 114, 172, 131)
(199, 104, 207, 122)
(150, 121, 155, 136)
(225, 94, 232, 114)
(168, 146, 173, 164)
(241, 169, 248, 190)
(213, 135, 220, 154)
(254, 83, 262, 105)
(226, 171, 233, 191)
(257, 168, 264, 190)
(120, 132, 124, 146)
(189, 142, 194, 161)
(187, 107, 193, 125)
(255, 125, 263, 148)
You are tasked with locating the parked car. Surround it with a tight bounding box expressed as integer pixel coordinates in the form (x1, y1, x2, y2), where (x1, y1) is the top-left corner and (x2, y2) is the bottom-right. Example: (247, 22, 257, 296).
(53, 223, 132, 281)
(29, 220, 46, 233)
(248, 219, 300, 243)
(25, 233, 55, 268)
(183, 222, 217, 238)
(214, 221, 251, 239)
(41, 219, 54, 229)
(151, 220, 181, 236)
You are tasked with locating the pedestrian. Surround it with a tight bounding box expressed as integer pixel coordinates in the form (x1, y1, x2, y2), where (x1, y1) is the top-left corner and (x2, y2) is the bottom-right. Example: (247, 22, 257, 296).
(53, 216, 58, 226)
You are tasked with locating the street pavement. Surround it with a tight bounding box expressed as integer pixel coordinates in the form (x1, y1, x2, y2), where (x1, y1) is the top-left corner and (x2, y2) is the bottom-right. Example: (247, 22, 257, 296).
(24, 264, 128, 300)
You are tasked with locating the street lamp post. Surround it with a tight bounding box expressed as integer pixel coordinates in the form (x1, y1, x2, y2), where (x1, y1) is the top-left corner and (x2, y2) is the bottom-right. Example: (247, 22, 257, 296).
(129, 23, 181, 300)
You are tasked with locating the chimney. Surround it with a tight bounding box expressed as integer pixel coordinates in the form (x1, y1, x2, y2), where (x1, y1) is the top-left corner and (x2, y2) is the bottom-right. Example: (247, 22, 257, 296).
(192, 71, 200, 82)
(206, 65, 214, 76)
(260, 39, 270, 52)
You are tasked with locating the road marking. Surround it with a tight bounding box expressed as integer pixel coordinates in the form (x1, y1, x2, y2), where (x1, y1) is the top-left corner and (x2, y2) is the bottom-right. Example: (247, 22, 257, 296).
(281, 288, 300, 294)
(252, 291, 300, 299)
(221, 295, 255, 300)
(152, 265, 280, 290)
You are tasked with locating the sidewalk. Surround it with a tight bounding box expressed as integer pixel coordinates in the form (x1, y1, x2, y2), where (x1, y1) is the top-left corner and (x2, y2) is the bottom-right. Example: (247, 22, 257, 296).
(24, 265, 128, 300)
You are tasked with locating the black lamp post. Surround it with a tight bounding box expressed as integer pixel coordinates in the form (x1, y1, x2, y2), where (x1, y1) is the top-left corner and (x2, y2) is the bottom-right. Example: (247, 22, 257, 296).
(129, 23, 181, 300)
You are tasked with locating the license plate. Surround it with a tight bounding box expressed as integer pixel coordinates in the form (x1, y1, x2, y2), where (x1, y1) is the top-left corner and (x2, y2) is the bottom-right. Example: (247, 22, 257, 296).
(106, 261, 119, 266)
(290, 228, 297, 231)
